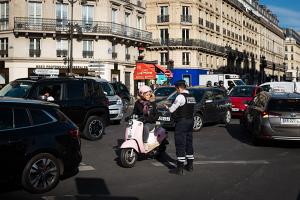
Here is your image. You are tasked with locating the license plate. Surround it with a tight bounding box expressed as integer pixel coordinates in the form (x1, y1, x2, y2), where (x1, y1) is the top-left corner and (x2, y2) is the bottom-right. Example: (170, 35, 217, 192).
(158, 116, 171, 121)
(232, 108, 239, 112)
(281, 118, 300, 125)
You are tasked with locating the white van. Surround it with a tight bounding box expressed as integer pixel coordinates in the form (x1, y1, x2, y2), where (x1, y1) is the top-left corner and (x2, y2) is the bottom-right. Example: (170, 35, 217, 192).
(199, 74, 245, 89)
(260, 82, 300, 93)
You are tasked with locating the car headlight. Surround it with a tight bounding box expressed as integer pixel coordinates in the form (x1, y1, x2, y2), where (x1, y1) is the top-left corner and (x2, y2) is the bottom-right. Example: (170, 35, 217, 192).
(116, 99, 123, 105)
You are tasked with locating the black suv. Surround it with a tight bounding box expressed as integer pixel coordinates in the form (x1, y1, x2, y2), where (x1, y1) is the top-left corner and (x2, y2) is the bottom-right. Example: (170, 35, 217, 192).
(110, 82, 131, 111)
(0, 97, 81, 193)
(0, 77, 109, 140)
(157, 87, 232, 131)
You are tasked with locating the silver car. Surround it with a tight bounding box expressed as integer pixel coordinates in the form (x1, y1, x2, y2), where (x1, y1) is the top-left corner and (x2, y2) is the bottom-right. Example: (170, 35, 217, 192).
(93, 78, 124, 124)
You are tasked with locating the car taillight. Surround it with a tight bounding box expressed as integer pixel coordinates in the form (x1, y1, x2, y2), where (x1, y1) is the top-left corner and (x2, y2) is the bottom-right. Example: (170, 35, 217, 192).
(261, 111, 281, 118)
(68, 129, 80, 138)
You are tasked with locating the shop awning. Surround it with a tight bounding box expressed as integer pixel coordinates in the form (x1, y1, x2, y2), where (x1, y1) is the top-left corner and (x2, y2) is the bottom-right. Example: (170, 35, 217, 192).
(134, 61, 173, 80)
(134, 62, 156, 80)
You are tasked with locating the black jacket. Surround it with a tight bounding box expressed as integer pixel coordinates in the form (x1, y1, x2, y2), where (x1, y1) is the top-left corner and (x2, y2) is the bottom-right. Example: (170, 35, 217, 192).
(132, 100, 159, 124)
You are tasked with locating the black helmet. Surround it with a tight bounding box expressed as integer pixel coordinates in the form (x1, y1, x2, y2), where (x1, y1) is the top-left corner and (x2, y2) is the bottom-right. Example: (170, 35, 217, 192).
(219, 80, 224, 85)
(206, 81, 212, 87)
(174, 80, 187, 88)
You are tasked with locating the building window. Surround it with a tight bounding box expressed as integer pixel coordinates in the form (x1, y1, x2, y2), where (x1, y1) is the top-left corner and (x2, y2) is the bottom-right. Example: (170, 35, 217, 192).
(291, 46, 294, 52)
(56, 3, 68, 28)
(83, 40, 93, 58)
(160, 29, 169, 45)
(160, 52, 169, 65)
(182, 29, 190, 44)
(158, 6, 169, 23)
(112, 43, 117, 59)
(56, 39, 68, 57)
(125, 12, 130, 27)
(137, 16, 143, 29)
(0, 2, 9, 31)
(285, 46, 288, 51)
(182, 52, 190, 65)
(181, 6, 191, 23)
(0, 38, 8, 57)
(112, 8, 117, 23)
(82, 5, 94, 25)
(125, 46, 130, 61)
(291, 54, 294, 60)
(29, 38, 41, 57)
(28, 2, 42, 26)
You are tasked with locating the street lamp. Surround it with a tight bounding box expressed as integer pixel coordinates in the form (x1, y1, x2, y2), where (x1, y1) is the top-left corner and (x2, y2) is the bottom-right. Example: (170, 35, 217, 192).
(57, 0, 87, 74)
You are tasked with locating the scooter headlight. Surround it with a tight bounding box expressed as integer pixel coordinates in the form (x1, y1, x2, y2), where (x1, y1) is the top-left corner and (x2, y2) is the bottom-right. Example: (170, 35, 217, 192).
(128, 120, 133, 126)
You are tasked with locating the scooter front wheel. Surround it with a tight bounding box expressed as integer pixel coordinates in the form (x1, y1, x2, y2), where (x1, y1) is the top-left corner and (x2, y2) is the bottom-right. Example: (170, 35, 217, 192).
(120, 148, 138, 168)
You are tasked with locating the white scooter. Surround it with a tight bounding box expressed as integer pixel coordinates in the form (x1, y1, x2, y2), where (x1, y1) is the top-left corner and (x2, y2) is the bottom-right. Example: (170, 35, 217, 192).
(120, 116, 168, 168)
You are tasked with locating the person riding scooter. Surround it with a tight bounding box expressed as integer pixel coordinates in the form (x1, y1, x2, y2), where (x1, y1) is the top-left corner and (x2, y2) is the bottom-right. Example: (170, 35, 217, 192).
(129, 85, 159, 142)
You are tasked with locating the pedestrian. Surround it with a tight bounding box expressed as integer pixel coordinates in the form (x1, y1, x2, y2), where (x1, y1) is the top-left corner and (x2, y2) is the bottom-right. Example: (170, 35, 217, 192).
(206, 80, 212, 87)
(213, 82, 218, 87)
(218, 80, 227, 92)
(228, 81, 235, 91)
(164, 80, 196, 175)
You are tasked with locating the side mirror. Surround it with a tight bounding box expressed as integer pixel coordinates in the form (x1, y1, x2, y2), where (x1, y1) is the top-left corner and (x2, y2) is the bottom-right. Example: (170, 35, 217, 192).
(104, 91, 108, 95)
(205, 99, 213, 103)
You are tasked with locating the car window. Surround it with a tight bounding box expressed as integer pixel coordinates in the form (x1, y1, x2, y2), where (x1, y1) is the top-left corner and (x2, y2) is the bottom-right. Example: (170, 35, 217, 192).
(30, 109, 54, 125)
(204, 90, 214, 100)
(154, 87, 176, 97)
(100, 82, 115, 96)
(0, 81, 33, 98)
(38, 83, 62, 100)
(229, 87, 254, 97)
(120, 84, 129, 93)
(67, 82, 84, 100)
(189, 89, 205, 102)
(14, 108, 31, 128)
(0, 107, 13, 130)
(261, 85, 271, 92)
(111, 83, 118, 92)
(213, 89, 226, 100)
(233, 80, 245, 86)
(268, 99, 300, 112)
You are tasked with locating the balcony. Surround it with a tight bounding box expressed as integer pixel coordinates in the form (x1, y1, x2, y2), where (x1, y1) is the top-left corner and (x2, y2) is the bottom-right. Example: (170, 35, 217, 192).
(182, 62, 190, 65)
(181, 15, 192, 23)
(151, 38, 226, 55)
(29, 49, 41, 57)
(14, 17, 153, 43)
(56, 49, 68, 57)
(199, 18, 204, 26)
(83, 51, 94, 58)
(0, 49, 8, 57)
(0, 18, 9, 31)
(157, 15, 170, 23)
(125, 54, 131, 60)
(112, 52, 118, 59)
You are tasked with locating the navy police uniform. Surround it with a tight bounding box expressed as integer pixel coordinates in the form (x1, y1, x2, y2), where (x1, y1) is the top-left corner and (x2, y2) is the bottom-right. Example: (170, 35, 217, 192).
(167, 80, 196, 175)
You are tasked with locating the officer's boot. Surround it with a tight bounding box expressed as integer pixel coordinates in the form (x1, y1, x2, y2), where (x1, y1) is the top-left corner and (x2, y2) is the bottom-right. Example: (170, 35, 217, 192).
(169, 161, 185, 175)
(185, 159, 193, 172)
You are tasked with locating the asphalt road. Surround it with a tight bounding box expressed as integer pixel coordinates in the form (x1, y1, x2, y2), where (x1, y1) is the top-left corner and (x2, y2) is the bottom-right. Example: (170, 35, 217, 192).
(2, 117, 300, 200)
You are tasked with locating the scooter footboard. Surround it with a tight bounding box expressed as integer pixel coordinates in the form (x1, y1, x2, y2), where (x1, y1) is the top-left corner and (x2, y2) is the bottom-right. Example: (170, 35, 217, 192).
(120, 140, 140, 153)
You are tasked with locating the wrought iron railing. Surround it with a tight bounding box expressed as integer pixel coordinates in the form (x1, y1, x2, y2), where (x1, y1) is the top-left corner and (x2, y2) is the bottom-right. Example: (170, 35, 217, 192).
(0, 18, 8, 31)
(14, 17, 152, 42)
(29, 49, 41, 57)
(83, 51, 93, 58)
(0, 49, 8, 57)
(181, 15, 192, 23)
(157, 15, 169, 23)
(152, 38, 226, 54)
(56, 49, 68, 57)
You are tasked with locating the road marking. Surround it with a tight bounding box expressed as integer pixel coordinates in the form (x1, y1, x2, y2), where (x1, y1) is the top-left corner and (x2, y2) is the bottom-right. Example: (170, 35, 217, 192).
(79, 162, 95, 171)
(152, 160, 269, 167)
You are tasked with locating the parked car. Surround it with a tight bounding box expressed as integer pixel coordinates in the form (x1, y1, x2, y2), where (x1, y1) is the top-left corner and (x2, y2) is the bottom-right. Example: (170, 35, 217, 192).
(154, 86, 176, 102)
(229, 85, 262, 118)
(110, 82, 131, 112)
(157, 87, 232, 131)
(0, 97, 82, 194)
(89, 77, 124, 124)
(0, 77, 110, 140)
(241, 91, 300, 145)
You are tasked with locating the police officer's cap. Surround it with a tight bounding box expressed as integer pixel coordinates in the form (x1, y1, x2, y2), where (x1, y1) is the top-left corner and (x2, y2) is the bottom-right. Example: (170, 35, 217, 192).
(174, 80, 186, 88)
(219, 80, 224, 84)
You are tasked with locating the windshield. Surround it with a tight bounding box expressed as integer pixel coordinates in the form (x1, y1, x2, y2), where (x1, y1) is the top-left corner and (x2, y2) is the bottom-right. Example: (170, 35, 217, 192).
(268, 99, 300, 112)
(229, 86, 255, 97)
(167, 91, 178, 101)
(100, 82, 115, 96)
(234, 80, 245, 86)
(154, 87, 176, 97)
(0, 81, 33, 98)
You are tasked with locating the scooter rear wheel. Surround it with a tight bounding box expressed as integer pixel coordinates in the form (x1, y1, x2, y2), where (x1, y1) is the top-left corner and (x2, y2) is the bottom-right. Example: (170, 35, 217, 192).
(120, 148, 137, 168)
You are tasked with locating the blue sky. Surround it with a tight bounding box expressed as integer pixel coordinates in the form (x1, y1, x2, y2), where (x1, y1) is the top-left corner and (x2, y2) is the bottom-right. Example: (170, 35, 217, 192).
(260, 0, 300, 31)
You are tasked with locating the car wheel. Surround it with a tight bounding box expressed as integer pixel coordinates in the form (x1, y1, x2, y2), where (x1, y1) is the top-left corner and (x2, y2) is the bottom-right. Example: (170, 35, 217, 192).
(223, 109, 232, 125)
(193, 113, 203, 132)
(83, 116, 105, 141)
(120, 148, 137, 168)
(122, 99, 129, 112)
(21, 153, 60, 194)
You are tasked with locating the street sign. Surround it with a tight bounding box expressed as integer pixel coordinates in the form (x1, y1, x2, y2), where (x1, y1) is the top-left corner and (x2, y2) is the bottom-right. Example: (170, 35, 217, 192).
(164, 70, 173, 79)
(34, 69, 59, 76)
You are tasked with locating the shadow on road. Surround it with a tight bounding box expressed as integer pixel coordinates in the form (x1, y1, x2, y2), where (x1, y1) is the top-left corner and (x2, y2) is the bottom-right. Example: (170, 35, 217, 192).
(156, 152, 177, 169)
(113, 139, 125, 167)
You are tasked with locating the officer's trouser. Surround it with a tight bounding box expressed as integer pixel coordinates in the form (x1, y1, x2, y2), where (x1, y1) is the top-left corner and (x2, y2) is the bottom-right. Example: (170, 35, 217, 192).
(174, 118, 194, 163)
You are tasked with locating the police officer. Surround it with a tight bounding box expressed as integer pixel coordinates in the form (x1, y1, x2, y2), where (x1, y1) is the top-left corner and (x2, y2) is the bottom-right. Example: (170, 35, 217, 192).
(165, 80, 196, 175)
(206, 80, 212, 87)
(218, 80, 227, 91)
